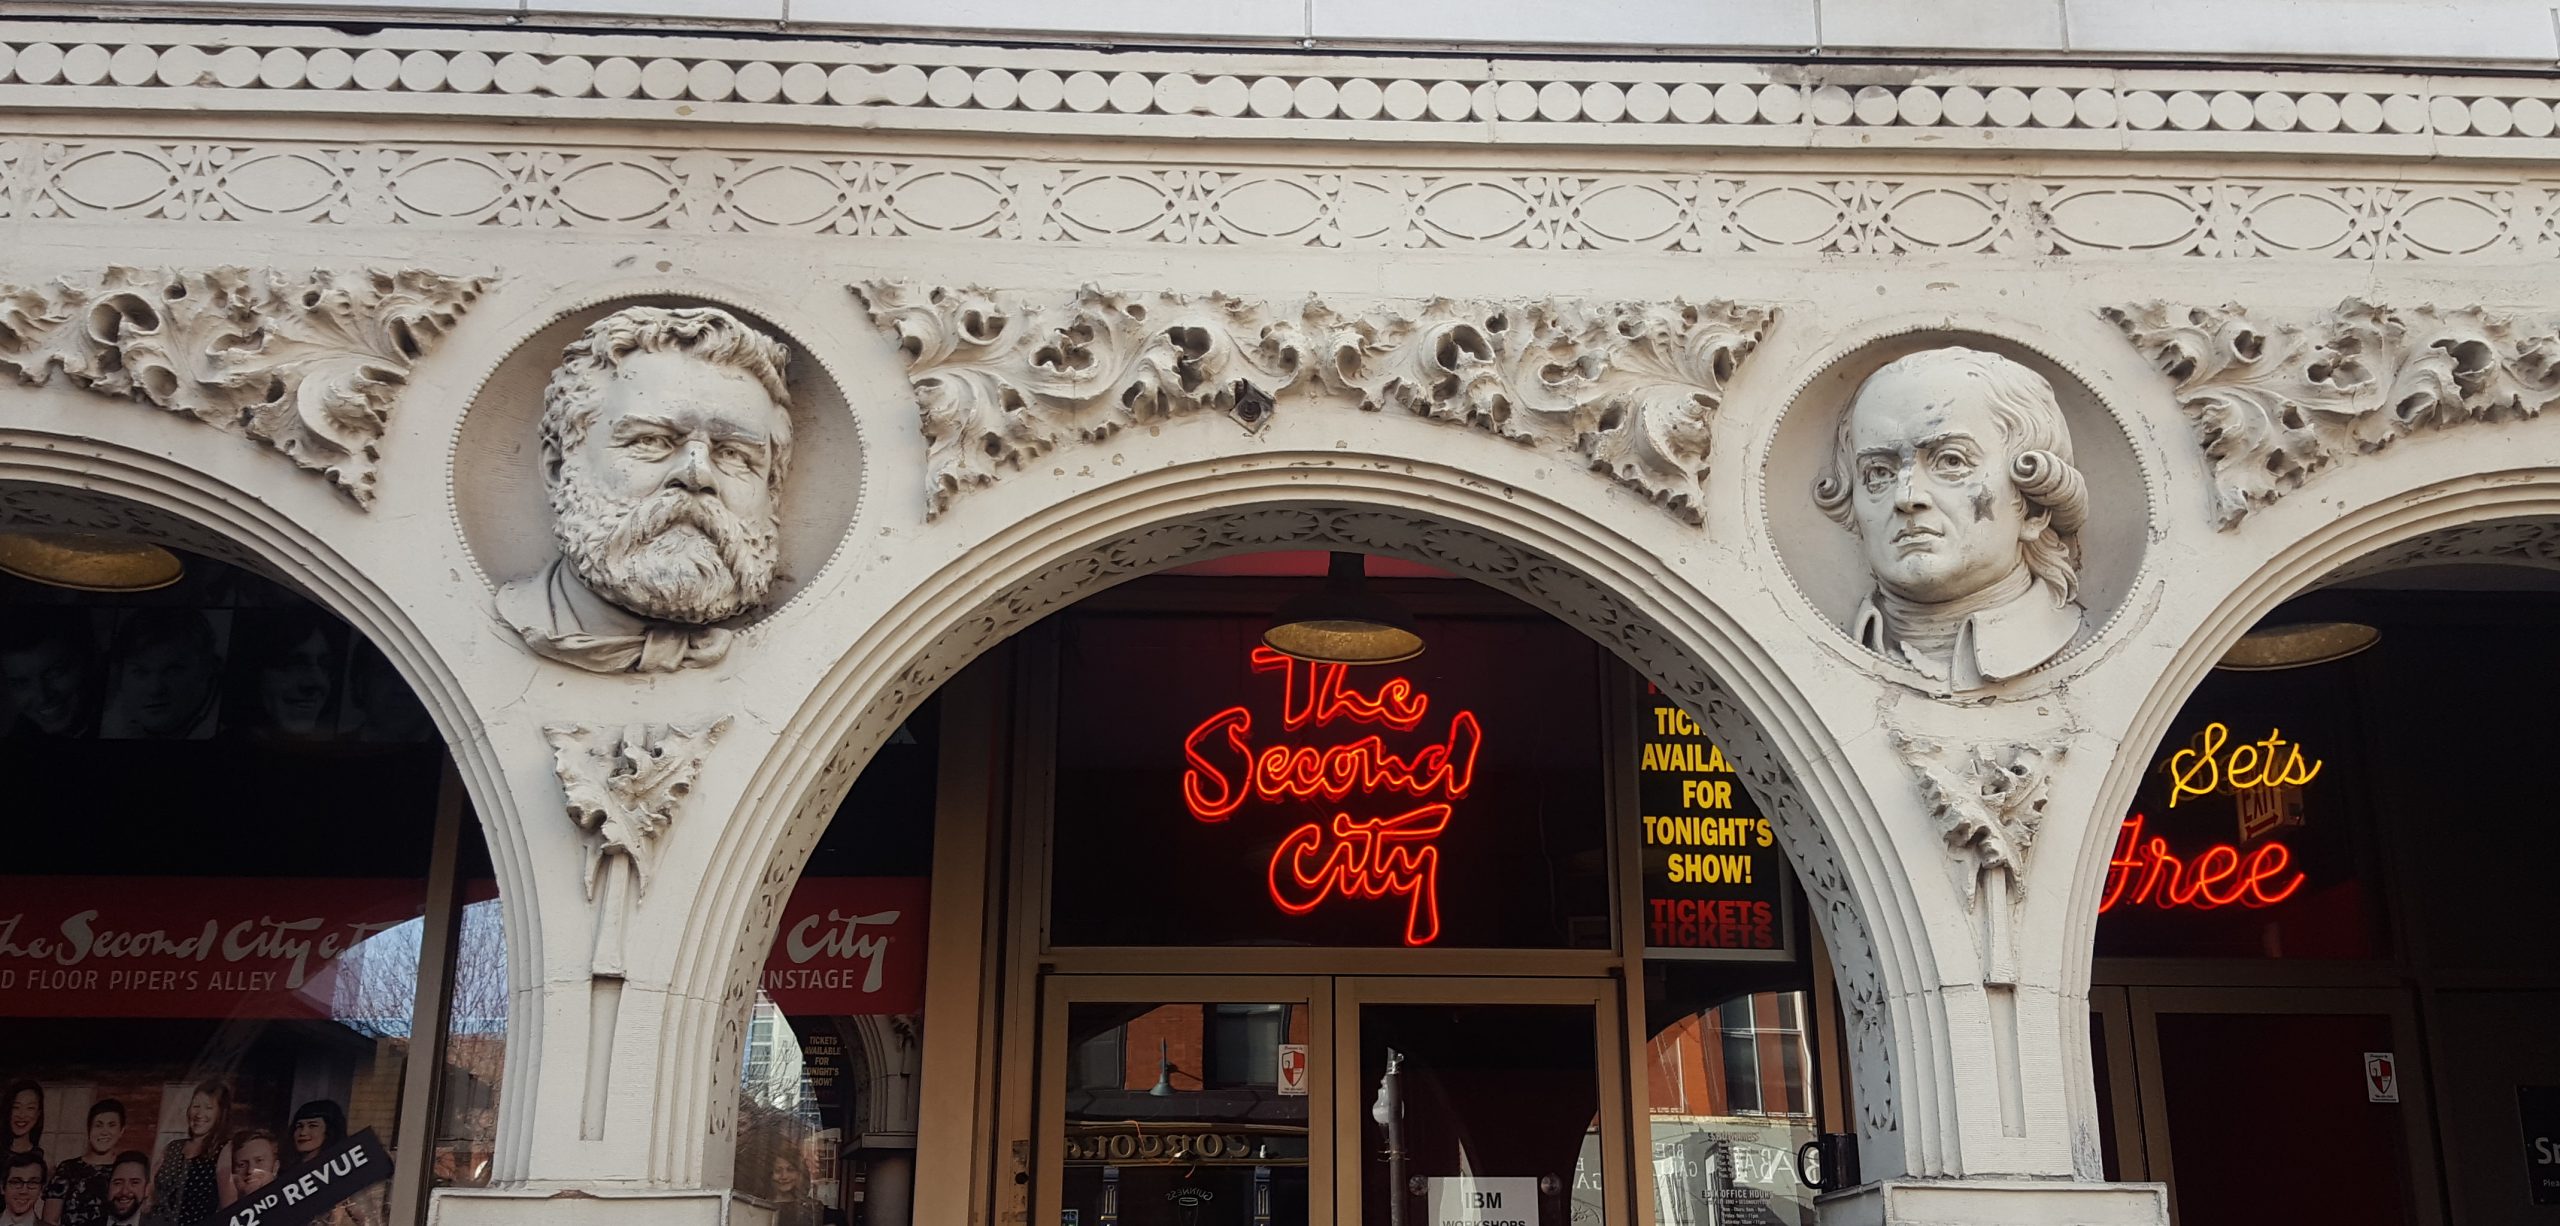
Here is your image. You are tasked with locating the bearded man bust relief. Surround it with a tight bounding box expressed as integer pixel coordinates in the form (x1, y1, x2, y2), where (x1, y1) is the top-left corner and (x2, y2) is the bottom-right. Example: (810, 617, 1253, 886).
(497, 307, 793, 674)
(1811, 347, 2090, 691)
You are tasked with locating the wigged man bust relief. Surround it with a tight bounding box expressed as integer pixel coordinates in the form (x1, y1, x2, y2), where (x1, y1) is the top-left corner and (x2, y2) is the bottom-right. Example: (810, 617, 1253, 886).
(1812, 347, 2088, 690)
(497, 307, 795, 674)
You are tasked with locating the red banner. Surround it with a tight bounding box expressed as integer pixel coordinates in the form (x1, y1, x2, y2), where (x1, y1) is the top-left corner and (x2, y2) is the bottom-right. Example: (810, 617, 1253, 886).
(0, 875, 928, 1020)
(0, 877, 425, 1019)
(758, 877, 929, 1017)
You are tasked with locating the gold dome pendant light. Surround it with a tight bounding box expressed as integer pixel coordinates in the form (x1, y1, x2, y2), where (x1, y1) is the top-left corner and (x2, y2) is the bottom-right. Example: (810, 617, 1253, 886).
(2216, 620, 2381, 671)
(0, 531, 185, 593)
(1263, 551, 1425, 665)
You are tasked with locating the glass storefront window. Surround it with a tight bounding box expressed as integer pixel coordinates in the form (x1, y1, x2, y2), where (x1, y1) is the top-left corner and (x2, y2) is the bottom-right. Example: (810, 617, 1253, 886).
(1062, 1001, 1314, 1226)
(2096, 661, 2385, 960)
(1049, 613, 1609, 949)
(0, 555, 471, 1226)
(434, 847, 507, 1191)
(1642, 965, 1818, 1226)
(735, 699, 939, 1226)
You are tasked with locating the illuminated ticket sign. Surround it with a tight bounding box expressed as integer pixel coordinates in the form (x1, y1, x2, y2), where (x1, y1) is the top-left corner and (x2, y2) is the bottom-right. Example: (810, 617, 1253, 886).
(1636, 695, 1789, 957)
(1182, 646, 1483, 946)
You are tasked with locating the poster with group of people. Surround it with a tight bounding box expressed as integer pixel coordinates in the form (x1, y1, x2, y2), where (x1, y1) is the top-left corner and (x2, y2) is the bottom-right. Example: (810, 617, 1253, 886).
(0, 1081, 385, 1226)
(0, 572, 431, 744)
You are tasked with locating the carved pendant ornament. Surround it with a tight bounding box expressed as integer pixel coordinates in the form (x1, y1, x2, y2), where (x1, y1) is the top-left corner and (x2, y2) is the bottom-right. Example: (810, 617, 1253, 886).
(0, 266, 487, 505)
(496, 306, 797, 675)
(854, 282, 1774, 524)
(545, 717, 728, 1141)
(1894, 732, 2063, 985)
(1811, 348, 2091, 690)
(548, 718, 731, 921)
(2104, 299, 2560, 529)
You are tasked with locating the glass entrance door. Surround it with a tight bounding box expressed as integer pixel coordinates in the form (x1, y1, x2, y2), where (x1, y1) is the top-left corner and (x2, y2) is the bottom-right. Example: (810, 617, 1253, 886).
(1336, 979, 1624, 1226)
(1038, 976, 1334, 1226)
(1035, 978, 1624, 1226)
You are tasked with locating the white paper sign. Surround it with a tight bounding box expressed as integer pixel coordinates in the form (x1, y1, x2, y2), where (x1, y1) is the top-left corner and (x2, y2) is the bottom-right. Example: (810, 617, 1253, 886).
(2365, 1051, 2399, 1103)
(1426, 1176, 1538, 1226)
(1276, 1043, 1309, 1096)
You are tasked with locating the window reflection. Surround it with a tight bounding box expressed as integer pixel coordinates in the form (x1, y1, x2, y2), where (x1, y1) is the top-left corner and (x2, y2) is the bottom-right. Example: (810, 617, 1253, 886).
(0, 553, 476, 1226)
(1063, 1003, 1312, 1226)
(1645, 974, 1818, 1226)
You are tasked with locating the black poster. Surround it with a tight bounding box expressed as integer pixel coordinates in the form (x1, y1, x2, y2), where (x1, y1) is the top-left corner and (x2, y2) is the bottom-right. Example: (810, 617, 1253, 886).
(1636, 692, 1790, 957)
(2523, 1086, 2560, 1206)
(217, 1130, 393, 1226)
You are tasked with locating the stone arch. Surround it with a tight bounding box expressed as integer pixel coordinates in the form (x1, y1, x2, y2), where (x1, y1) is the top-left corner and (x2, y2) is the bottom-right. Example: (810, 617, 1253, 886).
(664, 454, 1957, 1186)
(2062, 471, 2560, 994)
(0, 429, 550, 1182)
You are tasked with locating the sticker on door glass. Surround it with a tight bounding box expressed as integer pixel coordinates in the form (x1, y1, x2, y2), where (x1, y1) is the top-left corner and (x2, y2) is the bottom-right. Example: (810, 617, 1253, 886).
(1427, 1176, 1537, 1226)
(2364, 1052, 2398, 1103)
(1276, 1042, 1308, 1096)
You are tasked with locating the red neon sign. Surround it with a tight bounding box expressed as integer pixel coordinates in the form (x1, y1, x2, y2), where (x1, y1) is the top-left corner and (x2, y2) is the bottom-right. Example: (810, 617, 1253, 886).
(2099, 814, 2306, 913)
(1181, 647, 1482, 946)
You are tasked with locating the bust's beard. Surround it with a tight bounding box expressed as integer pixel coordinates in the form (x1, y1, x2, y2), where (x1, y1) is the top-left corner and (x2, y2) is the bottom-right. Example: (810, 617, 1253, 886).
(551, 472, 779, 625)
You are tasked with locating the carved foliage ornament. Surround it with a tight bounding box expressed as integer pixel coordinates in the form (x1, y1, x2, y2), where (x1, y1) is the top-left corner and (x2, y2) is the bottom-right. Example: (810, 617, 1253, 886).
(854, 282, 1774, 524)
(547, 717, 731, 908)
(0, 266, 488, 505)
(1896, 733, 2061, 900)
(1894, 732, 2063, 985)
(2103, 299, 2560, 529)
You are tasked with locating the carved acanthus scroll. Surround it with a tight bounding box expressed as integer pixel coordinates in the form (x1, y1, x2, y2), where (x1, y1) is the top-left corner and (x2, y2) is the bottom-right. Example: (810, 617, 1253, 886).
(2103, 299, 2560, 529)
(0, 266, 487, 506)
(1895, 732, 2063, 985)
(854, 282, 1773, 524)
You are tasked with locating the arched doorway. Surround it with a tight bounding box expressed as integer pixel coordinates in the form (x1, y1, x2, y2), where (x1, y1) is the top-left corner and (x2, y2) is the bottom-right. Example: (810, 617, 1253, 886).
(710, 495, 1909, 1226)
(2080, 514, 2560, 1226)
(0, 484, 515, 1226)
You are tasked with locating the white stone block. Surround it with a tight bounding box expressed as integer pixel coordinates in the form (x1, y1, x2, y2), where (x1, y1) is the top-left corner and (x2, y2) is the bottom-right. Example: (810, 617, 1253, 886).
(2063, 0, 2560, 64)
(530, 0, 785, 21)
(1822, 0, 2067, 51)
(119, 0, 523, 11)
(1310, 0, 1818, 49)
(787, 0, 1305, 40)
(433, 1189, 775, 1226)
(1819, 1178, 2170, 1226)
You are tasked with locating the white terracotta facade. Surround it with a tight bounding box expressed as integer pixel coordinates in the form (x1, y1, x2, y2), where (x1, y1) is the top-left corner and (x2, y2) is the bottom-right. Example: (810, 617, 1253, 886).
(5, 12, 2559, 1226)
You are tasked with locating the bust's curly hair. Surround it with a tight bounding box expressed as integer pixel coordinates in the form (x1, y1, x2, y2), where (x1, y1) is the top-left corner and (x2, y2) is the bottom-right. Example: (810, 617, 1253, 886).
(538, 307, 795, 490)
(1811, 347, 2088, 603)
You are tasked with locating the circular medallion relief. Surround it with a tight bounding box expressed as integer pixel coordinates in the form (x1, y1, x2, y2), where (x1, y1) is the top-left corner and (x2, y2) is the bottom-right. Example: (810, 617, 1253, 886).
(1763, 327, 2149, 692)
(451, 293, 863, 673)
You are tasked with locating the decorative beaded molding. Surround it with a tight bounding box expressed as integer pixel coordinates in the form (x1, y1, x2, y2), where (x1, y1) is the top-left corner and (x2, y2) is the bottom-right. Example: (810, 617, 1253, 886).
(0, 479, 268, 571)
(8, 21, 2560, 161)
(2323, 517, 2560, 583)
(2103, 300, 2560, 528)
(855, 282, 1772, 522)
(5, 136, 2552, 264)
(0, 265, 488, 505)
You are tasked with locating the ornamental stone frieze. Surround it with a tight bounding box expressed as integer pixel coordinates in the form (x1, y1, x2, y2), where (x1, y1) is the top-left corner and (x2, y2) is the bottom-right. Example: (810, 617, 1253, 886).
(2104, 299, 2560, 528)
(0, 265, 485, 504)
(1893, 732, 2065, 985)
(855, 282, 1772, 523)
